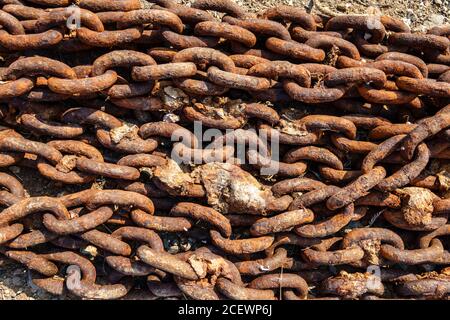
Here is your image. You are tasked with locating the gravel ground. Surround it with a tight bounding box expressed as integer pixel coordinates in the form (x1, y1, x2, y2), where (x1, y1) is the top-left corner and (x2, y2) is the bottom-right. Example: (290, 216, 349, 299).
(1, 0, 449, 300)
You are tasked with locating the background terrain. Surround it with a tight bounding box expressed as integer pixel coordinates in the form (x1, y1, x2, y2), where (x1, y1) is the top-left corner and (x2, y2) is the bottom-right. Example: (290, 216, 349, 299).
(0, 0, 448, 300)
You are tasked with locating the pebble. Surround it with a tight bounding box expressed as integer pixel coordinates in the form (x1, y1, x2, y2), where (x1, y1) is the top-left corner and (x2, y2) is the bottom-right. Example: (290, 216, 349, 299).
(336, 3, 347, 12)
(12, 276, 22, 286)
(9, 166, 20, 174)
(168, 243, 180, 254)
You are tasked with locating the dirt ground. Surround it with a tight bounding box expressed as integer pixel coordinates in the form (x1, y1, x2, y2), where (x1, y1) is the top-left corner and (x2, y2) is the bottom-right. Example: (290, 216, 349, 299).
(231, 0, 450, 31)
(0, 0, 449, 300)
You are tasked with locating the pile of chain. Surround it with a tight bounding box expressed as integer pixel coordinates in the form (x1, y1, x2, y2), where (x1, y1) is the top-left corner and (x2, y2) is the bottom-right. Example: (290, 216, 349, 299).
(0, 0, 449, 300)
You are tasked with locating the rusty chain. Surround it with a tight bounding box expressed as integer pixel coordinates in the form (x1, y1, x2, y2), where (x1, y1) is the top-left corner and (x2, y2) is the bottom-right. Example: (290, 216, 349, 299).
(0, 0, 449, 300)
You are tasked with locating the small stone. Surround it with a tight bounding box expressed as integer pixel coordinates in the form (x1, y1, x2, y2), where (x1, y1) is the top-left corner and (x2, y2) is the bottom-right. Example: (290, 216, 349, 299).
(80, 245, 98, 258)
(55, 155, 78, 173)
(429, 14, 445, 26)
(16, 293, 28, 300)
(162, 86, 189, 111)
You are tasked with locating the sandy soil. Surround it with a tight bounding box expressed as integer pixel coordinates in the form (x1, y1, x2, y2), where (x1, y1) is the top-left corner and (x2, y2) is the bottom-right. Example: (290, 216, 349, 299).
(0, 0, 449, 300)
